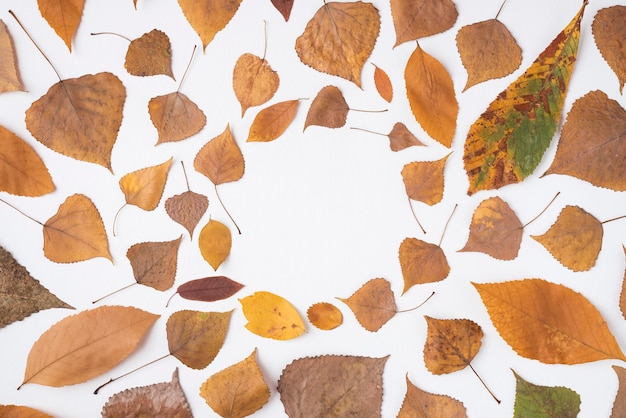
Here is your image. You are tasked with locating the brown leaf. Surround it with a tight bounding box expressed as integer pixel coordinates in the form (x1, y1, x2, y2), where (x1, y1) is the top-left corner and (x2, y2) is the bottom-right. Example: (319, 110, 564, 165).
(620, 247, 626, 321)
(0, 19, 25, 93)
(307, 302, 343, 330)
(543, 90, 626, 191)
(25, 72, 125, 172)
(126, 236, 182, 291)
(0, 125, 55, 197)
(423, 316, 483, 374)
(460, 196, 523, 260)
(239, 291, 306, 340)
(304, 85, 349, 131)
(373, 64, 393, 102)
(391, 0, 457, 46)
(531, 205, 603, 272)
(277, 355, 388, 417)
(0, 405, 52, 418)
(247, 99, 300, 142)
(198, 219, 231, 270)
(173, 276, 244, 303)
(124, 29, 174, 78)
(271, 0, 293, 21)
(200, 349, 270, 418)
(473, 278, 626, 364)
(165, 190, 208, 239)
(119, 158, 172, 211)
(194, 124, 245, 185)
(295, 1, 380, 87)
(388, 122, 423, 151)
(166, 310, 232, 369)
(399, 237, 450, 294)
(233, 53, 279, 116)
(0, 245, 73, 329)
(593, 6, 626, 94)
(338, 278, 396, 332)
(401, 154, 449, 205)
(398, 375, 467, 417)
(21, 305, 159, 387)
(101, 369, 192, 418)
(177, 0, 242, 50)
(37, 0, 84, 51)
(44, 194, 112, 263)
(149, 91, 207, 145)
(405, 43, 458, 147)
(456, 18, 522, 91)
(612, 365, 626, 417)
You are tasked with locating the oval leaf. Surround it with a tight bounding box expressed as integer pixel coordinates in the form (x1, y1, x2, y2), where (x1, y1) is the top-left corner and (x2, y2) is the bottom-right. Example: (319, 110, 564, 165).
(247, 100, 299, 142)
(127, 236, 182, 291)
(198, 219, 232, 270)
(233, 53, 279, 116)
(175, 276, 244, 303)
(373, 63, 393, 102)
(338, 278, 396, 332)
(239, 291, 305, 340)
(307, 302, 343, 331)
(0, 405, 52, 417)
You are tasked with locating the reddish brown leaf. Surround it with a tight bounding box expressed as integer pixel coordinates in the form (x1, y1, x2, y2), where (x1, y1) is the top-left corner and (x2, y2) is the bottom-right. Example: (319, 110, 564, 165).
(401, 154, 449, 205)
(247, 100, 300, 142)
(37, 0, 85, 51)
(391, 0, 457, 46)
(398, 375, 467, 417)
(0, 19, 25, 93)
(165, 190, 208, 239)
(177, 0, 243, 50)
(149, 92, 206, 145)
(172, 276, 244, 304)
(592, 6, 626, 94)
(373, 63, 393, 102)
(271, 0, 293, 21)
(399, 237, 450, 294)
(124, 29, 174, 78)
(338, 278, 396, 332)
(423, 316, 483, 374)
(307, 302, 343, 331)
(233, 53, 279, 116)
(126, 236, 182, 291)
(304, 85, 349, 130)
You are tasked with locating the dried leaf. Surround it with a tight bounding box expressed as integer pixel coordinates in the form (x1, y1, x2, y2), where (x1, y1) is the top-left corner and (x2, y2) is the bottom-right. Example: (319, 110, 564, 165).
(101, 369, 192, 418)
(149, 92, 206, 145)
(198, 219, 231, 270)
(0, 125, 55, 197)
(398, 375, 467, 417)
(44, 194, 112, 263)
(388, 122, 424, 151)
(405, 44, 458, 147)
(177, 0, 242, 50)
(391, 0, 457, 46)
(125, 29, 174, 78)
(278, 355, 388, 417)
(531, 205, 603, 272)
(271, 0, 293, 21)
(0, 19, 25, 93)
(307, 302, 343, 330)
(172, 276, 244, 304)
(165, 190, 208, 239)
(401, 154, 449, 205)
(26, 72, 125, 172)
(0, 245, 73, 329)
(200, 349, 270, 418)
(423, 316, 483, 374)
(194, 124, 245, 185)
(463, 3, 587, 195)
(473, 278, 626, 364)
(456, 18, 522, 91)
(592, 5, 626, 94)
(0, 405, 52, 418)
(295, 1, 380, 87)
(21, 305, 159, 387)
(233, 53, 279, 116)
(612, 365, 626, 417)
(620, 247, 626, 321)
(119, 158, 172, 211)
(37, 0, 85, 51)
(239, 291, 306, 340)
(126, 236, 182, 291)
(373, 64, 393, 102)
(399, 237, 450, 294)
(304, 85, 349, 131)
(166, 310, 232, 369)
(543, 90, 626, 191)
(338, 278, 396, 332)
(459, 196, 523, 260)
(247, 99, 300, 142)
(512, 370, 580, 418)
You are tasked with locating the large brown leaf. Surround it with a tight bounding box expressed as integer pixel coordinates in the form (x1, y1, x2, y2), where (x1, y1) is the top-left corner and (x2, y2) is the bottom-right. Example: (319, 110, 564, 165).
(398, 375, 467, 417)
(20, 305, 159, 387)
(401, 154, 449, 205)
(149, 91, 207, 145)
(423, 316, 483, 374)
(37, 0, 84, 51)
(304, 85, 349, 130)
(127, 236, 182, 291)
(399, 237, 450, 294)
(26, 72, 125, 172)
(295, 1, 380, 87)
(247, 99, 300, 142)
(233, 53, 279, 116)
(473, 278, 626, 364)
(338, 278, 396, 332)
(177, 0, 242, 50)
(119, 158, 172, 211)
(277, 355, 388, 417)
(0, 19, 25, 93)
(124, 29, 174, 78)
(194, 125, 245, 185)
(391, 0, 457, 46)
(198, 219, 231, 270)
(592, 6, 626, 94)
(239, 291, 306, 340)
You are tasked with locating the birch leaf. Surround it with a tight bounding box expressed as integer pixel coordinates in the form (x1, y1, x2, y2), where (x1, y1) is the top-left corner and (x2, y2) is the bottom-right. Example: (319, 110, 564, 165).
(127, 236, 182, 291)
(247, 100, 300, 142)
(124, 29, 173, 78)
(513, 370, 580, 418)
(307, 302, 343, 331)
(194, 124, 245, 185)
(592, 5, 626, 94)
(118, 158, 173, 211)
(304, 85, 349, 130)
(398, 375, 467, 417)
(0, 19, 25, 93)
(177, 0, 242, 50)
(149, 92, 206, 145)
(423, 316, 483, 374)
(37, 0, 85, 51)
(401, 154, 449, 205)
(233, 53, 279, 117)
(239, 291, 306, 340)
(399, 237, 450, 294)
(198, 219, 231, 270)
(338, 278, 396, 332)
(391, 0, 457, 46)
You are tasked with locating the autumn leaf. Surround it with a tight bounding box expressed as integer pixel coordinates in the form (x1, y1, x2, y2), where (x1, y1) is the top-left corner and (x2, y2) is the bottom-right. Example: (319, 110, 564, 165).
(127, 236, 182, 291)
(177, 0, 242, 50)
(118, 158, 172, 211)
(423, 316, 483, 374)
(247, 99, 300, 142)
(149, 91, 206, 145)
(101, 369, 192, 418)
(592, 6, 626, 94)
(473, 278, 626, 364)
(303, 84, 350, 131)
(0, 405, 52, 418)
(307, 302, 343, 331)
(401, 154, 449, 205)
(397, 375, 467, 417)
(165, 162, 208, 239)
(531, 205, 603, 272)
(0, 19, 25, 93)
(405, 43, 458, 147)
(620, 247, 626, 321)
(0, 245, 73, 329)
(0, 124, 55, 197)
(352, 122, 424, 151)
(26, 72, 126, 172)
(271, 0, 293, 21)
(373, 63, 392, 102)
(37, 0, 84, 51)
(399, 237, 450, 294)
(391, 0, 457, 46)
(463, 2, 587, 195)
(233, 52, 279, 116)
(20, 305, 158, 388)
(125, 29, 174, 78)
(295, 1, 380, 87)
(512, 370, 580, 418)
(200, 349, 270, 418)
(543, 90, 626, 191)
(167, 276, 244, 306)
(277, 355, 388, 417)
(198, 219, 232, 270)
(239, 291, 305, 340)
(612, 365, 626, 417)
(338, 278, 396, 332)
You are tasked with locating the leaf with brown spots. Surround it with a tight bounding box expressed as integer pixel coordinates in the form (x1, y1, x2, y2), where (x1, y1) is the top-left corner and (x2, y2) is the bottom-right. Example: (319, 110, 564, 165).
(373, 63, 392, 102)
(247, 99, 300, 142)
(0, 19, 25, 93)
(399, 237, 450, 294)
(338, 278, 396, 332)
(304, 85, 349, 130)
(424, 316, 483, 374)
(198, 219, 231, 270)
(401, 154, 449, 206)
(592, 5, 626, 94)
(37, 0, 85, 51)
(398, 375, 467, 417)
(233, 53, 279, 117)
(391, 0, 457, 46)
(307, 302, 343, 331)
(239, 291, 306, 340)
(177, 0, 243, 50)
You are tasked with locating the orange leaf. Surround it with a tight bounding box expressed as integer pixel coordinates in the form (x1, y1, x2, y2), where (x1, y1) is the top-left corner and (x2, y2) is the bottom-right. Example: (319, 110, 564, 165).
(295, 1, 380, 87)
(37, 0, 84, 51)
(177, 0, 242, 50)
(398, 375, 467, 417)
(399, 237, 450, 294)
(391, 0, 457, 46)
(149, 92, 207, 145)
(304, 85, 348, 131)
(338, 278, 396, 332)
(423, 316, 483, 374)
(119, 158, 172, 211)
(21, 305, 159, 387)
(405, 44, 458, 147)
(0, 19, 25, 93)
(592, 6, 626, 94)
(0, 405, 52, 417)
(239, 291, 306, 340)
(233, 53, 279, 116)
(198, 219, 231, 270)
(124, 29, 174, 78)
(373, 64, 393, 102)
(25, 72, 126, 172)
(0, 125, 55, 197)
(43, 194, 112, 263)
(473, 278, 626, 364)
(200, 349, 270, 418)
(247, 100, 299, 142)
(307, 302, 343, 331)
(194, 125, 245, 185)
(165, 190, 208, 239)
(401, 154, 449, 205)
(126, 236, 182, 291)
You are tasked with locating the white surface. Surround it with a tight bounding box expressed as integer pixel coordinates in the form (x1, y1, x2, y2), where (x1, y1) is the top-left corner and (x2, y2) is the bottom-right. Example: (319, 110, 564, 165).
(0, 0, 625, 417)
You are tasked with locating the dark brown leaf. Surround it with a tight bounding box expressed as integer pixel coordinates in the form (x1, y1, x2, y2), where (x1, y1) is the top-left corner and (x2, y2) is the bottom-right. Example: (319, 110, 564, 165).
(173, 276, 244, 304)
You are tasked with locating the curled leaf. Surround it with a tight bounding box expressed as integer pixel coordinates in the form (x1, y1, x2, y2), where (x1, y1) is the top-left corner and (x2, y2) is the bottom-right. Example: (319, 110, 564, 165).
(198, 219, 232, 270)
(239, 291, 305, 340)
(307, 302, 343, 331)
(338, 278, 396, 332)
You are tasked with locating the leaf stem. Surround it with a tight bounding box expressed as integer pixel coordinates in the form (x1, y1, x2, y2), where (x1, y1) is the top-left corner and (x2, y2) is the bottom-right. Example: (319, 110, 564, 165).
(261, 20, 268, 61)
(90, 31, 132, 42)
(348, 108, 388, 113)
(92, 282, 136, 304)
(0, 198, 44, 226)
(495, 0, 508, 19)
(521, 191, 560, 229)
(396, 291, 435, 313)
(215, 184, 241, 234)
(350, 126, 386, 137)
(165, 291, 178, 307)
(93, 353, 171, 394)
(469, 363, 501, 404)
(602, 214, 626, 224)
(439, 204, 458, 247)
(180, 161, 191, 191)
(177, 45, 197, 93)
(112, 203, 128, 237)
(408, 198, 426, 234)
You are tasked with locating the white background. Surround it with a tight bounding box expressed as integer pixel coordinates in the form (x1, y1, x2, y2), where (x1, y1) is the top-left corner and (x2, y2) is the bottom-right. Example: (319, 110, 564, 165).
(0, 0, 625, 417)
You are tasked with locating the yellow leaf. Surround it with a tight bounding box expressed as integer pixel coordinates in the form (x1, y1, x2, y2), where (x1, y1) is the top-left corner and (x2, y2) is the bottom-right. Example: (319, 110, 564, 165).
(177, 0, 242, 50)
(37, 0, 85, 51)
(119, 158, 173, 211)
(198, 219, 231, 270)
(239, 291, 305, 340)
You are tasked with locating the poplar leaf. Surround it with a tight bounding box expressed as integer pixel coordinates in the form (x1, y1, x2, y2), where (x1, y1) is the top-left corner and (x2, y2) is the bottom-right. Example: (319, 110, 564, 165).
(177, 0, 243, 50)
(0, 405, 52, 417)
(423, 316, 483, 374)
(399, 237, 450, 294)
(247, 99, 300, 142)
(239, 291, 306, 340)
(512, 370, 580, 418)
(122, 29, 174, 78)
(198, 219, 231, 270)
(119, 158, 172, 211)
(401, 154, 449, 205)
(391, 0, 457, 46)
(126, 236, 182, 291)
(170, 276, 244, 304)
(463, 2, 587, 195)
(387, 122, 424, 151)
(307, 302, 343, 330)
(21, 305, 159, 387)
(149, 91, 207, 145)
(194, 124, 245, 185)
(338, 278, 396, 332)
(398, 375, 467, 417)
(612, 365, 626, 417)
(304, 85, 349, 130)
(271, 0, 294, 21)
(37, 0, 84, 51)
(0, 19, 25, 93)
(373, 64, 393, 102)
(592, 5, 626, 94)
(233, 53, 279, 116)
(165, 190, 208, 239)
(473, 278, 626, 364)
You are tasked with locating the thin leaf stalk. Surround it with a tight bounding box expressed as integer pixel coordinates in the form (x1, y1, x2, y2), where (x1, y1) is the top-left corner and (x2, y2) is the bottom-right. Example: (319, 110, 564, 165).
(180, 161, 191, 191)
(177, 45, 197, 93)
(0, 198, 44, 226)
(91, 282, 137, 304)
(350, 126, 386, 137)
(407, 198, 426, 234)
(602, 214, 626, 224)
(494, 0, 508, 20)
(90, 31, 132, 42)
(112, 203, 128, 237)
(348, 108, 388, 113)
(468, 363, 501, 404)
(439, 204, 458, 247)
(396, 291, 435, 313)
(521, 191, 560, 229)
(93, 353, 171, 394)
(215, 184, 241, 234)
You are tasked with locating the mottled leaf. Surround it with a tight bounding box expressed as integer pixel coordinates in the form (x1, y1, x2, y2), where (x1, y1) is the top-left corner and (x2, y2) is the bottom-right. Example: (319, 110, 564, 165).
(304, 85, 348, 130)
(233, 53, 279, 116)
(177, 0, 242, 50)
(401, 154, 449, 205)
(423, 316, 483, 374)
(399, 237, 450, 294)
(126, 236, 182, 291)
(592, 5, 626, 94)
(0, 19, 25, 93)
(239, 291, 305, 340)
(124, 29, 174, 78)
(307, 302, 343, 331)
(398, 375, 467, 417)
(513, 370, 580, 418)
(391, 0, 457, 46)
(247, 100, 300, 142)
(338, 278, 396, 332)
(198, 219, 231, 270)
